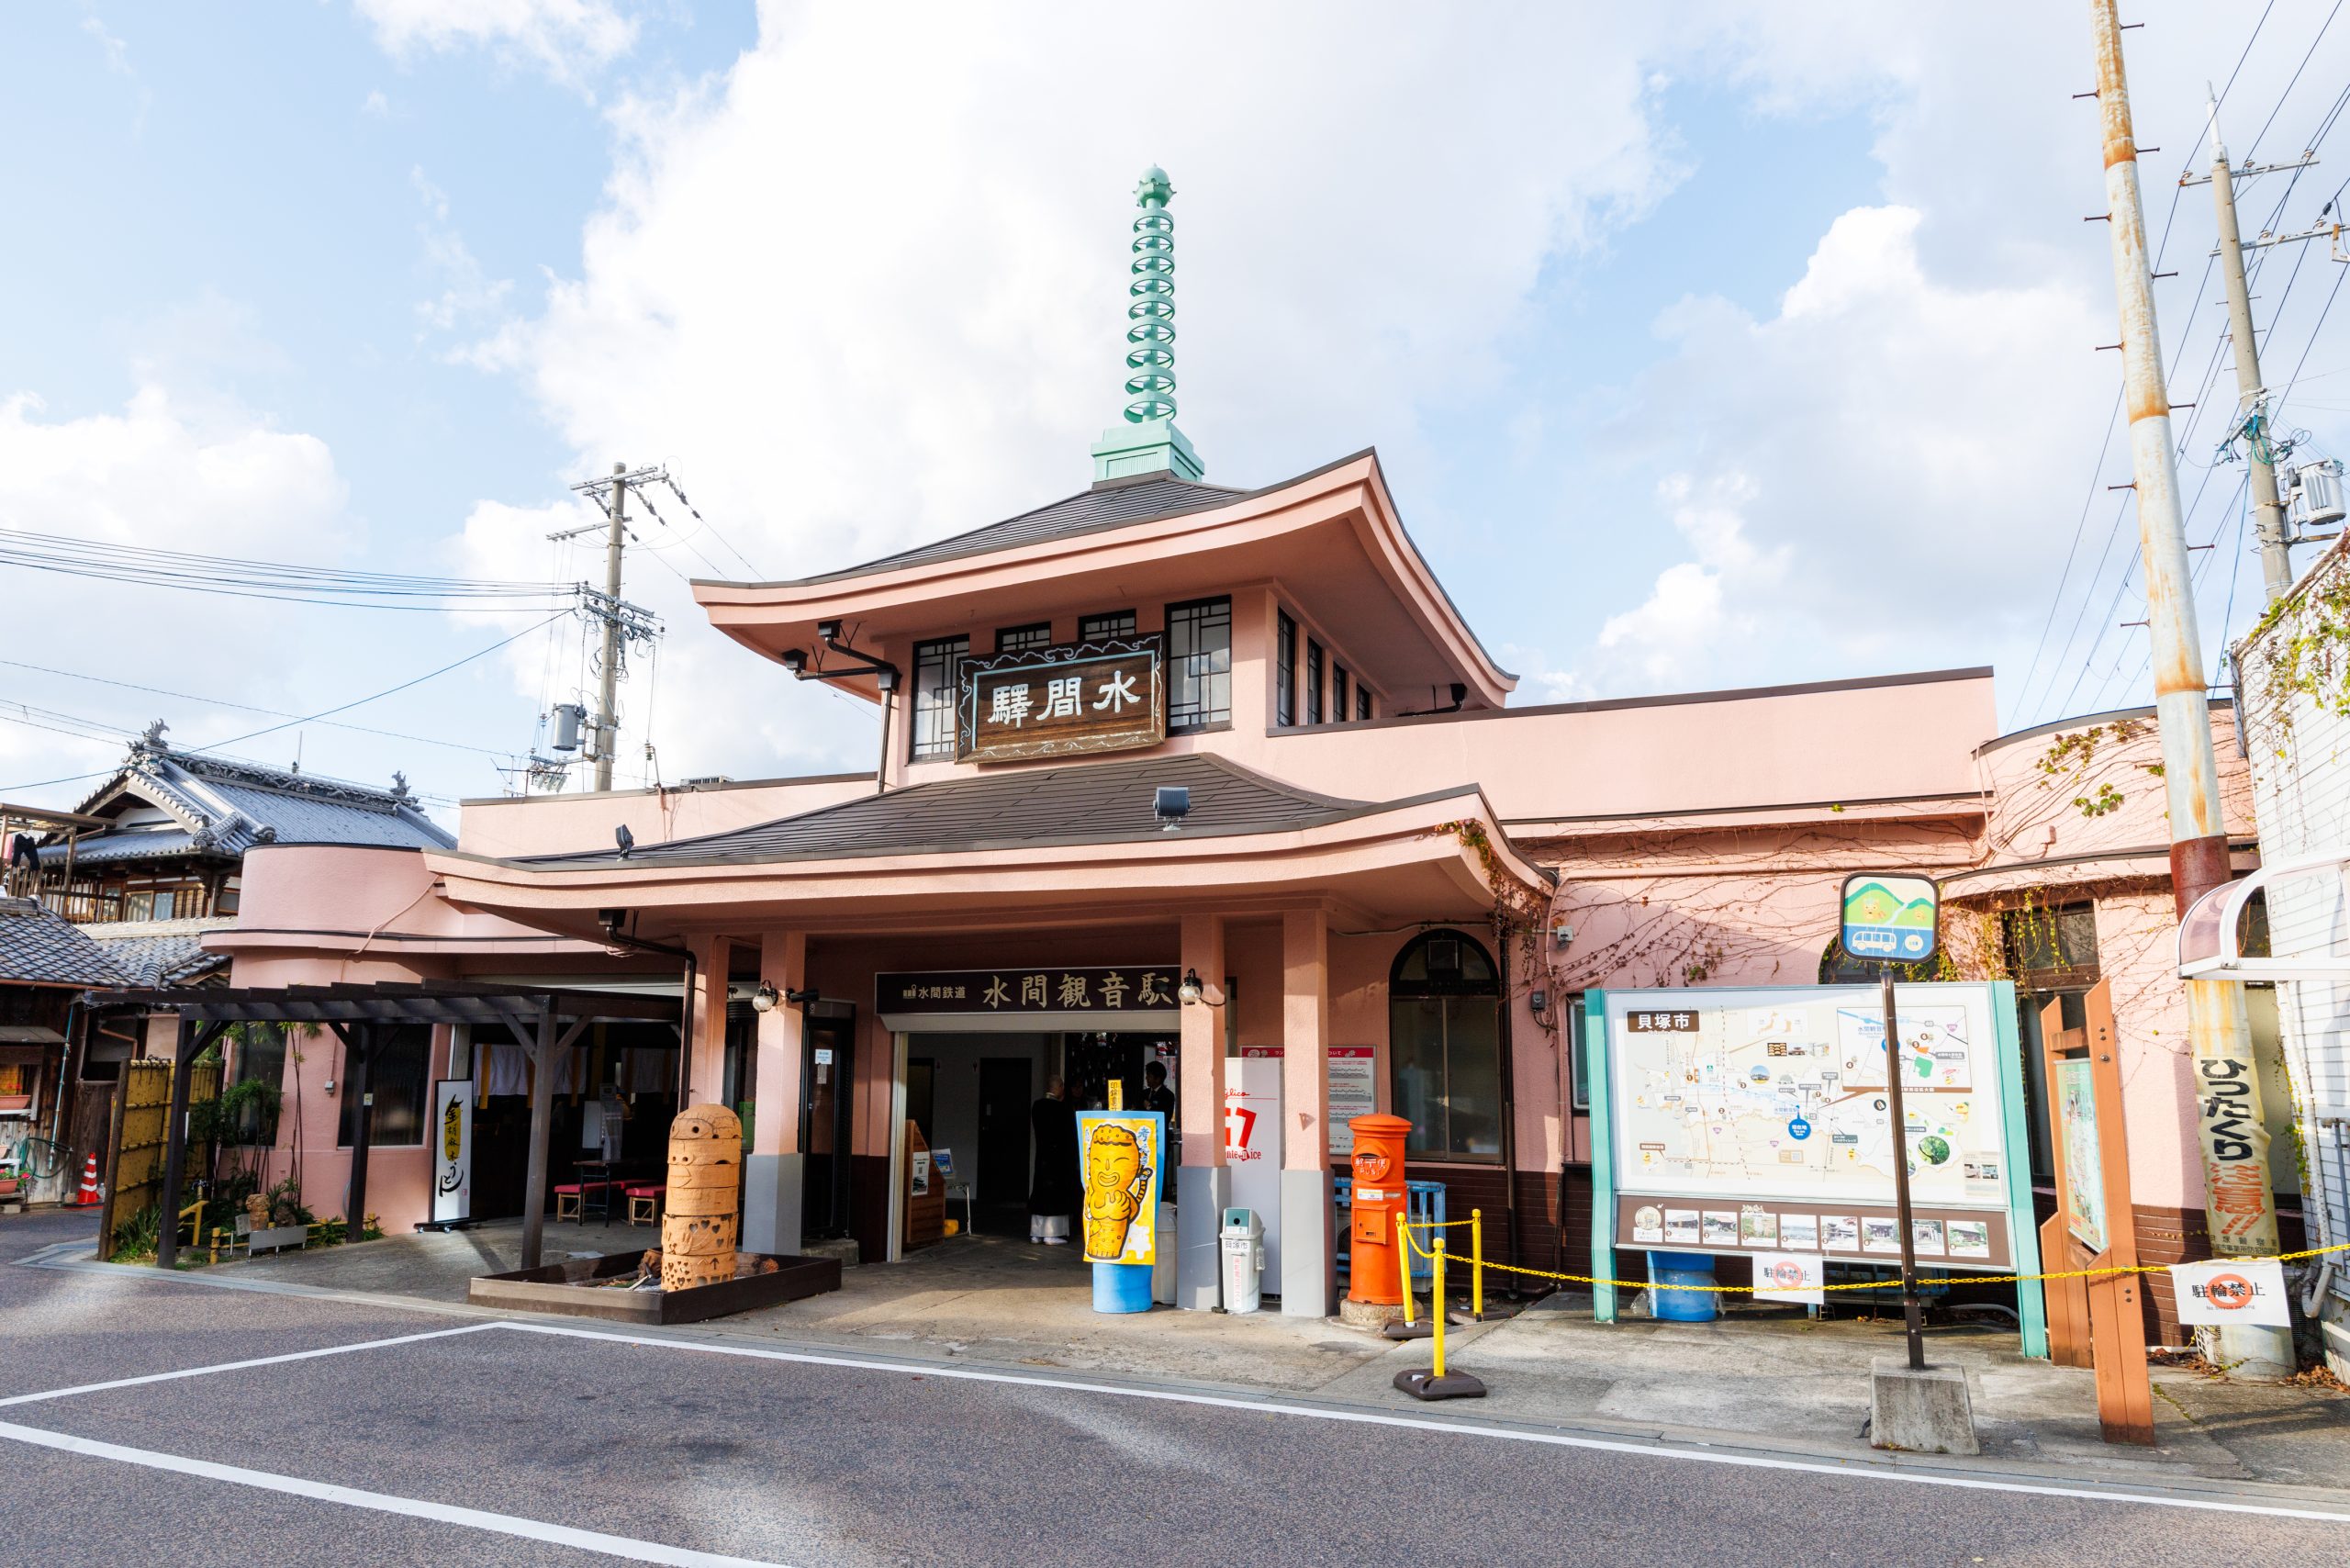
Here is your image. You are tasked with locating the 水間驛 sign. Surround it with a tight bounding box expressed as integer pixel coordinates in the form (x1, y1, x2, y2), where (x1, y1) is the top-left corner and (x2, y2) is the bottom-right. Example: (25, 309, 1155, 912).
(958, 636, 1165, 764)
(876, 968, 1181, 1018)
(1841, 872, 1940, 964)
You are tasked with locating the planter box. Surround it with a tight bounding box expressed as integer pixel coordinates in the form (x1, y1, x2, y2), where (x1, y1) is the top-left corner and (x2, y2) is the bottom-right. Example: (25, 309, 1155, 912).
(466, 1250, 840, 1325)
(249, 1225, 309, 1255)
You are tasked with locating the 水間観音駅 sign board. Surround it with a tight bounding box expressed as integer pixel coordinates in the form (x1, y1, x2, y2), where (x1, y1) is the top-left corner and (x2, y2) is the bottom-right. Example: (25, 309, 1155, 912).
(957, 636, 1165, 764)
(876, 968, 1181, 1019)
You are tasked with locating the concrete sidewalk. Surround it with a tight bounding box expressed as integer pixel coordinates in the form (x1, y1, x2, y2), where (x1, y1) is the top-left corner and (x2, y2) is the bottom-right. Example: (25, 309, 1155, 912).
(55, 1215, 2350, 1499)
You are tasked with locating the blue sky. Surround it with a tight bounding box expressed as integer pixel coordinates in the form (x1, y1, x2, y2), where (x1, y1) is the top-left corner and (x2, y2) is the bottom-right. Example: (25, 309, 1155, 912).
(4, 3, 2346, 818)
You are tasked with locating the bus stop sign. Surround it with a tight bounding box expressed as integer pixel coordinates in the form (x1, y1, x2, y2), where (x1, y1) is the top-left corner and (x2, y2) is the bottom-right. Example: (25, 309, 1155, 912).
(1841, 872, 1939, 964)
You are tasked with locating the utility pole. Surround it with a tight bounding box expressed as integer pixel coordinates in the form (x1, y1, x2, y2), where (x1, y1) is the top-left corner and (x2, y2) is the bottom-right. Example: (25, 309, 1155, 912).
(2087, 0, 2288, 1375)
(565, 462, 666, 794)
(596, 461, 627, 792)
(2196, 93, 2311, 603)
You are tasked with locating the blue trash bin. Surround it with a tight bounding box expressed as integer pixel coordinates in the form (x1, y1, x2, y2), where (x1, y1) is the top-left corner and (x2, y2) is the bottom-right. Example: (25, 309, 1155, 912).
(1647, 1250, 1718, 1322)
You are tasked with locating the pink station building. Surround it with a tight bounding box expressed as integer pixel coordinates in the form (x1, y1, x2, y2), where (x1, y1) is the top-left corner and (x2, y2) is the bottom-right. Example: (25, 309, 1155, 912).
(203, 436, 2294, 1340)
(200, 178, 2300, 1337)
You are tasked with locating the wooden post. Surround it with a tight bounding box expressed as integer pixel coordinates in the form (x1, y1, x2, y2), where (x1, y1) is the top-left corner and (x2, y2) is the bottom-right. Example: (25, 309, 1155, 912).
(2081, 980, 2154, 1446)
(153, 1017, 199, 1271)
(94, 1030, 132, 1261)
(520, 1009, 558, 1271)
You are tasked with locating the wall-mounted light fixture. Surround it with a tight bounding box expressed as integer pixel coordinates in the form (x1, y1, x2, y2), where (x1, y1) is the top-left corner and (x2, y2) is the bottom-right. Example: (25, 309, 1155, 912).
(1153, 785, 1191, 832)
(1178, 968, 1205, 1004)
(751, 980, 780, 1014)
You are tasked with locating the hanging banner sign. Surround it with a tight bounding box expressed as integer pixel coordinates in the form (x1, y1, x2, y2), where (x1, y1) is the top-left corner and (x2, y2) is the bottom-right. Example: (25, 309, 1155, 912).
(1751, 1251, 1825, 1306)
(1076, 1110, 1166, 1266)
(430, 1079, 472, 1226)
(1841, 872, 1940, 964)
(2169, 1258, 2293, 1327)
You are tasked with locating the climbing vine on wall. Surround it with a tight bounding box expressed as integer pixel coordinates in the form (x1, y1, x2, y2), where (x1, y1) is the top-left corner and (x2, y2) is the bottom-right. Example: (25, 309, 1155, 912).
(1428, 818, 1559, 1038)
(2242, 563, 2350, 750)
(2035, 719, 2147, 820)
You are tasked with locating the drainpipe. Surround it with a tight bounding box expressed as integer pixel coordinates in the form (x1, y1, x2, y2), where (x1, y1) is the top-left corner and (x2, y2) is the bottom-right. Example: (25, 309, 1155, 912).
(597, 913, 697, 1103)
(1495, 926, 1524, 1288)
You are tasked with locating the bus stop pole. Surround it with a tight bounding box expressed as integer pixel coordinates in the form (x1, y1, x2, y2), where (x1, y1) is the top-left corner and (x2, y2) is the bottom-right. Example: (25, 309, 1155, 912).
(1881, 969, 1925, 1371)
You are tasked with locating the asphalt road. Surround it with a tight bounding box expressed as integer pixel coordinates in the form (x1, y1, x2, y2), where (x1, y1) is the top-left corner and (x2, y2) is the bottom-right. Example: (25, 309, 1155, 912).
(5, 1209, 2347, 1568)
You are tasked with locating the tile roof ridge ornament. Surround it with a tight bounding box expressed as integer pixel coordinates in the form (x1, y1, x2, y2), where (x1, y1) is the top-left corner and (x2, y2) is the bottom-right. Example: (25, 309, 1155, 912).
(1091, 165, 1204, 484)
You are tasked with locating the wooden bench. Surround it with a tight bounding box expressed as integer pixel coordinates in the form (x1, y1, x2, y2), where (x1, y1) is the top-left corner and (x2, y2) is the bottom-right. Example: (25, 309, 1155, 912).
(624, 1183, 666, 1226)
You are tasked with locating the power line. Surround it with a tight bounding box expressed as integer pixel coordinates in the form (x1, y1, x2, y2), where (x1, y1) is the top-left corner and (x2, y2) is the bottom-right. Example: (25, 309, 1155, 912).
(0, 526, 577, 612)
(0, 656, 516, 759)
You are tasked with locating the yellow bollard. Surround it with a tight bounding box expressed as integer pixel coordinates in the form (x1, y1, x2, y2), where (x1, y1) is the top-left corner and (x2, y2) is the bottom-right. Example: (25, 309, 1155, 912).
(1432, 1239, 1448, 1379)
(1472, 1207, 1484, 1320)
(1397, 1212, 1416, 1326)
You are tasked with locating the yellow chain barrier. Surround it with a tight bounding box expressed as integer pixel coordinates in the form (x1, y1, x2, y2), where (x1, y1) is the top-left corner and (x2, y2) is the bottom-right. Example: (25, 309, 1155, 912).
(1394, 1217, 2350, 1297)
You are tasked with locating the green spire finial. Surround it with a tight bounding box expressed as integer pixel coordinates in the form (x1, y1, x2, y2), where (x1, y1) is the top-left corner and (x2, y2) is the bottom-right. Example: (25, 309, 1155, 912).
(1124, 167, 1178, 423)
(1091, 165, 1203, 482)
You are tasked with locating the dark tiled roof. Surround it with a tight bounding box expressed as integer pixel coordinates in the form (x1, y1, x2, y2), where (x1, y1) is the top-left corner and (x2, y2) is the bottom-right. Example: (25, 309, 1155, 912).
(0, 899, 129, 987)
(87, 918, 236, 986)
(515, 753, 1441, 869)
(780, 474, 1248, 586)
(41, 744, 454, 865)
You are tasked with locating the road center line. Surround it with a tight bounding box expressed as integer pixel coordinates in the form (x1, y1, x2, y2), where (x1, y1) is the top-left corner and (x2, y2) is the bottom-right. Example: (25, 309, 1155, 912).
(0, 1419, 788, 1568)
(491, 1321, 2350, 1525)
(0, 1322, 506, 1409)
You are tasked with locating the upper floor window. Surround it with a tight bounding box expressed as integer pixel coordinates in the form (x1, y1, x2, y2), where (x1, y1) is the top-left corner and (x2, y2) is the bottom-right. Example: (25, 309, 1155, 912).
(996, 623, 1051, 654)
(1166, 597, 1231, 732)
(1332, 664, 1350, 722)
(1305, 639, 1325, 724)
(911, 636, 968, 761)
(1357, 687, 1372, 722)
(1080, 610, 1136, 643)
(1275, 610, 1297, 727)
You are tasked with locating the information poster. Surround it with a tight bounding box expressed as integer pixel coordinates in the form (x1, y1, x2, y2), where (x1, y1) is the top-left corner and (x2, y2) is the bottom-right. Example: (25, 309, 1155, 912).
(430, 1080, 471, 1226)
(1327, 1047, 1376, 1155)
(2055, 1057, 2108, 1253)
(1604, 984, 2016, 1268)
(1076, 1110, 1166, 1266)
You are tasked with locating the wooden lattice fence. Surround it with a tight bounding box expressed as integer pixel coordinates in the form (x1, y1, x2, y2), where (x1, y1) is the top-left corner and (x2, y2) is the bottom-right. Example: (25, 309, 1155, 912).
(97, 1057, 218, 1258)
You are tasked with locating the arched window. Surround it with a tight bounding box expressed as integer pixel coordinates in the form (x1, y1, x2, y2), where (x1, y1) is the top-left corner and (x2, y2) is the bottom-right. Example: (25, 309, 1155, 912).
(1389, 929, 1504, 1162)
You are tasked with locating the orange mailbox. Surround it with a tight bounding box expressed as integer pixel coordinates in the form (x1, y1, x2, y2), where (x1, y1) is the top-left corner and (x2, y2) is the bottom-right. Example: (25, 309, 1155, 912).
(1347, 1114, 1413, 1305)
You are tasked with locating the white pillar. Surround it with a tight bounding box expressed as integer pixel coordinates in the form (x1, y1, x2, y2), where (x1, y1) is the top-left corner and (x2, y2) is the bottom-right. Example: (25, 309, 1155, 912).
(1176, 913, 1228, 1309)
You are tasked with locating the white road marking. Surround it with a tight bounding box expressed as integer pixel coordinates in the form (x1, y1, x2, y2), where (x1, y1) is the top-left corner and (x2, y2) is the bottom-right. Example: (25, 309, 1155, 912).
(0, 1321, 507, 1409)
(493, 1321, 2350, 1525)
(0, 1419, 789, 1567)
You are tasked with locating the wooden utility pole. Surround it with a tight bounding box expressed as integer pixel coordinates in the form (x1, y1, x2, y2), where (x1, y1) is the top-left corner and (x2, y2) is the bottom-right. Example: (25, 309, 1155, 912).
(2087, 0, 2288, 1374)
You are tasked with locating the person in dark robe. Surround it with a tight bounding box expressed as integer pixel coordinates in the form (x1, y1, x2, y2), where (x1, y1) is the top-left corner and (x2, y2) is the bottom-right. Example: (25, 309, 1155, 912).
(1027, 1075, 1080, 1244)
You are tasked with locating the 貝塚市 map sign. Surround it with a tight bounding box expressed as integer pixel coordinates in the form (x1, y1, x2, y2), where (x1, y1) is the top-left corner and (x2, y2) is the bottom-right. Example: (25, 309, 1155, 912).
(1841, 872, 1939, 964)
(1606, 984, 2012, 1219)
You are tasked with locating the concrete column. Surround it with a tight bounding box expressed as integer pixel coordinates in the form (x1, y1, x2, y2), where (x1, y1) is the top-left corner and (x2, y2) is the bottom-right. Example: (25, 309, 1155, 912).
(744, 930, 806, 1257)
(1176, 913, 1229, 1310)
(1281, 906, 1333, 1316)
(688, 935, 732, 1106)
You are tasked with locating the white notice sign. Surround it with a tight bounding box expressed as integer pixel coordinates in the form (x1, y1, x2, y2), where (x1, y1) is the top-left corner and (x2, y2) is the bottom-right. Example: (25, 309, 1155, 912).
(2169, 1259, 2292, 1327)
(1751, 1251, 1824, 1306)
(431, 1080, 472, 1226)
(1327, 1047, 1376, 1155)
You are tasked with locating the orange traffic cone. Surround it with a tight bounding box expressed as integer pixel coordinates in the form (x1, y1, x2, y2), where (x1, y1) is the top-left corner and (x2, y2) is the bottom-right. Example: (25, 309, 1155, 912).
(76, 1153, 100, 1207)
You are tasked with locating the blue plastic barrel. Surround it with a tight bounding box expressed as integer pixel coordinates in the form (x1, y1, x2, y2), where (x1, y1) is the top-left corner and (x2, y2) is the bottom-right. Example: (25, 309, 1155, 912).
(1647, 1250, 1718, 1323)
(1091, 1260, 1153, 1314)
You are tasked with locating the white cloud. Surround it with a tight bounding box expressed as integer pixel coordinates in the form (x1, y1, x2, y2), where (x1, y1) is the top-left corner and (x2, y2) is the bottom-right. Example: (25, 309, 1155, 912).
(465, 1, 1695, 777)
(1572, 202, 2109, 698)
(353, 0, 639, 84)
(0, 375, 357, 786)
(410, 168, 512, 335)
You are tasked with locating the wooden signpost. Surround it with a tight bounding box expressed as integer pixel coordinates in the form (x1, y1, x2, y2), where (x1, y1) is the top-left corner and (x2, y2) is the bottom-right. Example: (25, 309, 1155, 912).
(2038, 980, 2154, 1446)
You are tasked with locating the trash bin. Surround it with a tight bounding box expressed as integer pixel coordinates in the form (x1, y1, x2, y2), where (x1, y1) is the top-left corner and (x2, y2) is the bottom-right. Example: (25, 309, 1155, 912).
(1647, 1250, 1718, 1322)
(1221, 1206, 1264, 1313)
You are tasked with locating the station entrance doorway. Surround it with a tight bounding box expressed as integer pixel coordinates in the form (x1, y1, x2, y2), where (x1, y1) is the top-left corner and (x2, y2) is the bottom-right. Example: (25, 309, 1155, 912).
(899, 1030, 1178, 1244)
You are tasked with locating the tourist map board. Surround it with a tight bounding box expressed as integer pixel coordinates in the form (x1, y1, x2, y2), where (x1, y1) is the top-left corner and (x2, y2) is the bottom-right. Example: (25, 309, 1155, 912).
(1599, 983, 2020, 1268)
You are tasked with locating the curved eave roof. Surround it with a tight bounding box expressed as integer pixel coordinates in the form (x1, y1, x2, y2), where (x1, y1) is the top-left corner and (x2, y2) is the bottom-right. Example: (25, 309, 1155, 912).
(691, 449, 1516, 707)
